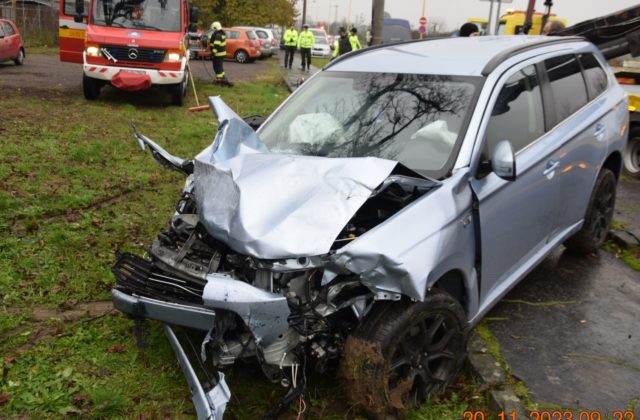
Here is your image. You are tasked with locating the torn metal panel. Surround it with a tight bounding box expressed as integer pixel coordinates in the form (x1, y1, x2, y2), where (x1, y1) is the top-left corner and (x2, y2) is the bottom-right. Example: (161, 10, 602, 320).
(203, 273, 291, 346)
(193, 154, 397, 259)
(163, 324, 230, 420)
(334, 170, 476, 301)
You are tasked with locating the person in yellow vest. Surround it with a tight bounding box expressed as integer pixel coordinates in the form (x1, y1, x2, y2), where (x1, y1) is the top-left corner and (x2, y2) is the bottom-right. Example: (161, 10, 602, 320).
(209, 21, 232, 86)
(283, 22, 298, 69)
(349, 27, 362, 51)
(298, 24, 314, 71)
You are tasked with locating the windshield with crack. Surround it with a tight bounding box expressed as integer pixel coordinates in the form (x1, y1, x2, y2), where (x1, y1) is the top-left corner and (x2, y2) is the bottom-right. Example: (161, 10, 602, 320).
(91, 0, 181, 32)
(258, 71, 481, 178)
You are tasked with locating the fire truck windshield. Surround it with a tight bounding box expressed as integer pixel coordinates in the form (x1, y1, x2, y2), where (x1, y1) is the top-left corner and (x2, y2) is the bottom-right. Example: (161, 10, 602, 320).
(91, 0, 181, 32)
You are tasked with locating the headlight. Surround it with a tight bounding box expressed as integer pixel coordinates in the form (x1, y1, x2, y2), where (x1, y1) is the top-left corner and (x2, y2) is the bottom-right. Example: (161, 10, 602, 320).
(164, 50, 183, 62)
(86, 44, 101, 57)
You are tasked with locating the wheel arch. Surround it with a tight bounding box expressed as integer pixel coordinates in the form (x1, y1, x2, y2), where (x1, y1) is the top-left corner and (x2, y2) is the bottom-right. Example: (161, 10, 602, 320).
(431, 269, 470, 316)
(602, 150, 622, 180)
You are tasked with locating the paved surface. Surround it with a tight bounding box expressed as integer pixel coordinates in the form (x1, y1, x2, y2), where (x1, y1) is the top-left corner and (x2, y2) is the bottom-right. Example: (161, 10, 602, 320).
(0, 53, 274, 95)
(615, 177, 640, 242)
(487, 177, 640, 413)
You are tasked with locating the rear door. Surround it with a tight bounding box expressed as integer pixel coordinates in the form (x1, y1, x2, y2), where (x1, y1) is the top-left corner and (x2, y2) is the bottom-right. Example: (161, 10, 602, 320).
(59, 0, 89, 63)
(1, 21, 19, 58)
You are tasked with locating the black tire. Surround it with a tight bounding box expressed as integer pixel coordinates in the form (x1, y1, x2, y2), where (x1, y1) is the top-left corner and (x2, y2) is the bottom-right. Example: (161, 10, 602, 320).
(170, 74, 187, 106)
(341, 289, 468, 417)
(14, 48, 24, 65)
(623, 127, 640, 179)
(82, 74, 101, 100)
(235, 50, 248, 63)
(564, 168, 617, 254)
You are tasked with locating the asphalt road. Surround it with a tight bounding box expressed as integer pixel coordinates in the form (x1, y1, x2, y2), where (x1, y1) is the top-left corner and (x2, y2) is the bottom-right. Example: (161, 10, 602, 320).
(488, 177, 640, 413)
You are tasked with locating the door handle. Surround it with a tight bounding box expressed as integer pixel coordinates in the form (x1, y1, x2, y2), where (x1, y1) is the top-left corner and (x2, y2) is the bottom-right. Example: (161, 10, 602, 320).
(594, 123, 606, 140)
(543, 159, 560, 176)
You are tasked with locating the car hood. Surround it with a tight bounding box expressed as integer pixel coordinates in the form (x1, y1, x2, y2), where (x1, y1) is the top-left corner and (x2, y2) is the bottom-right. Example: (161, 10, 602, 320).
(192, 97, 397, 259)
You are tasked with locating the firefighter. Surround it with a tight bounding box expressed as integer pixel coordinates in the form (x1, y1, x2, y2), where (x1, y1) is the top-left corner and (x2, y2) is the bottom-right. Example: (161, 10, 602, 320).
(209, 21, 232, 86)
(349, 27, 362, 51)
(332, 27, 351, 59)
(298, 24, 314, 71)
(283, 22, 298, 69)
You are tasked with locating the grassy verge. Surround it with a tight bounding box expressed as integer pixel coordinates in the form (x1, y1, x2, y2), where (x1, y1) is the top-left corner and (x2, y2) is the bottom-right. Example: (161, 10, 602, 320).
(311, 56, 331, 69)
(1, 70, 488, 418)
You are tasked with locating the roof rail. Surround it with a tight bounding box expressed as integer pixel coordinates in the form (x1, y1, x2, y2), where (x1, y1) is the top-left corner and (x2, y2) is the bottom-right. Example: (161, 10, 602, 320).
(324, 36, 445, 71)
(481, 36, 585, 76)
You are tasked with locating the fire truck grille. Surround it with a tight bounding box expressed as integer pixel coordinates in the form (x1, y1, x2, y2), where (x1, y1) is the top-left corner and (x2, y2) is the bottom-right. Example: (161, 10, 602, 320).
(101, 45, 167, 63)
(112, 253, 205, 305)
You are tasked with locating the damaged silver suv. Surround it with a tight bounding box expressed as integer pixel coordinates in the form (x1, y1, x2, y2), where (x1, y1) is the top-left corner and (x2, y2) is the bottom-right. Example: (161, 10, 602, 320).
(112, 36, 627, 418)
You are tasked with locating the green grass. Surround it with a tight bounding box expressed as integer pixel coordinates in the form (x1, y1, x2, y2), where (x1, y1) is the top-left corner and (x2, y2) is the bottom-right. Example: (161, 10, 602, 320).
(603, 241, 640, 271)
(311, 56, 331, 69)
(1, 70, 489, 418)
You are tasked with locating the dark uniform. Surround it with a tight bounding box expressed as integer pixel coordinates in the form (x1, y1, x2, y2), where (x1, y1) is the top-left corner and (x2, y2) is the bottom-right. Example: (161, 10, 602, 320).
(210, 27, 230, 85)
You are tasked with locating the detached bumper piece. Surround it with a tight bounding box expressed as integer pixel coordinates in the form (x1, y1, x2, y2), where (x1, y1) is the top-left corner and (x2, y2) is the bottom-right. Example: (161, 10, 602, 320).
(164, 324, 230, 420)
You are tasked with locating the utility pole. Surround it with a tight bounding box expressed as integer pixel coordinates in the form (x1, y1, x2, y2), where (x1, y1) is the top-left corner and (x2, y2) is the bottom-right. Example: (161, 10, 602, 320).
(347, 0, 352, 29)
(371, 0, 384, 45)
(494, 0, 503, 34)
(487, 0, 494, 35)
(11, 0, 16, 21)
(302, 0, 307, 25)
(420, 0, 426, 39)
(334, 5, 339, 27)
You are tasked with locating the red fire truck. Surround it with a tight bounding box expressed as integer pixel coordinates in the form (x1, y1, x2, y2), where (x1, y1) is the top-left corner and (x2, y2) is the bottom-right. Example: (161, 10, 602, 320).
(59, 0, 198, 105)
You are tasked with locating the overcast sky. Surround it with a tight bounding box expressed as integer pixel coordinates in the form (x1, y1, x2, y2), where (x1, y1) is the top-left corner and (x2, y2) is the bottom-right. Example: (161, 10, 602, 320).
(302, 0, 637, 31)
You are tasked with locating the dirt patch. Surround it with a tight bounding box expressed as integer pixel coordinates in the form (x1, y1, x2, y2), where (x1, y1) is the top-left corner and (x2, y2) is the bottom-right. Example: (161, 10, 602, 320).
(31, 301, 114, 322)
(339, 336, 406, 418)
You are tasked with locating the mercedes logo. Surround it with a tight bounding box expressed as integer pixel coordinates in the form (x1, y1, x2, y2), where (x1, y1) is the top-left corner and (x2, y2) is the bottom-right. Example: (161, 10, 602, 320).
(127, 48, 139, 60)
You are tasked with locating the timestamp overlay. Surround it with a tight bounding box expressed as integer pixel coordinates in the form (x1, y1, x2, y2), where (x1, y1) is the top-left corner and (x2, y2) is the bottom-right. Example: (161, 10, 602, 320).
(463, 410, 637, 419)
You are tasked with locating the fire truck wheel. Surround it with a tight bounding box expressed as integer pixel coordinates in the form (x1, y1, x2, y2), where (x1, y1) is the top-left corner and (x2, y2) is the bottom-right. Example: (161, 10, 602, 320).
(82, 75, 101, 100)
(170, 76, 187, 106)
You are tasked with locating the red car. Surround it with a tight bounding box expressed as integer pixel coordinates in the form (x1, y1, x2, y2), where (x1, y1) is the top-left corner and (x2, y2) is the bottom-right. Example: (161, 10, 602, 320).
(0, 19, 25, 65)
(190, 27, 261, 63)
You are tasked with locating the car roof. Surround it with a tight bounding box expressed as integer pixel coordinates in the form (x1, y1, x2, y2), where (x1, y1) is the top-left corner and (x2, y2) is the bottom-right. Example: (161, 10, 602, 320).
(326, 35, 590, 77)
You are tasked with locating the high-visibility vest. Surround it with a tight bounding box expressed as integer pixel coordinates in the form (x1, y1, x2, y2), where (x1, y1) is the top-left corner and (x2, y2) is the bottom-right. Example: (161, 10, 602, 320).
(349, 34, 362, 51)
(284, 29, 298, 47)
(298, 30, 314, 49)
(210, 30, 226, 57)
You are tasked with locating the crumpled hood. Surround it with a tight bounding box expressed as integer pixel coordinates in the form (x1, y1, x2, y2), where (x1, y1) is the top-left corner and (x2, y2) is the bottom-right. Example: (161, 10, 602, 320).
(193, 154, 396, 259)
(191, 97, 397, 259)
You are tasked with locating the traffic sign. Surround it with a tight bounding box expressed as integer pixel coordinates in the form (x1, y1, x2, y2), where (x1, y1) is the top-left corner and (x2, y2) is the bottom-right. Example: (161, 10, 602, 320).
(418, 25, 426, 33)
(419, 16, 427, 25)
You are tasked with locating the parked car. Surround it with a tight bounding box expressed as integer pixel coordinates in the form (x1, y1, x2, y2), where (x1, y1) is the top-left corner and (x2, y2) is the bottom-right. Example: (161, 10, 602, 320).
(311, 35, 331, 57)
(112, 36, 627, 418)
(234, 26, 274, 58)
(189, 27, 261, 63)
(0, 19, 24, 65)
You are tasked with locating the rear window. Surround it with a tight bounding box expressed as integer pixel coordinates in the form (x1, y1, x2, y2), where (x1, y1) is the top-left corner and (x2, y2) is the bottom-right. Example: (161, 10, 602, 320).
(246, 31, 256, 40)
(2, 21, 15, 35)
(579, 53, 608, 100)
(63, 0, 89, 17)
(255, 30, 268, 39)
(0, 24, 4, 37)
(545, 54, 588, 123)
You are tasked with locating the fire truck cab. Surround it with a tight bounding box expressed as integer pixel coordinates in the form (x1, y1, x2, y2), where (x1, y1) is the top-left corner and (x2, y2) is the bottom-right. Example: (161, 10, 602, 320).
(59, 0, 198, 105)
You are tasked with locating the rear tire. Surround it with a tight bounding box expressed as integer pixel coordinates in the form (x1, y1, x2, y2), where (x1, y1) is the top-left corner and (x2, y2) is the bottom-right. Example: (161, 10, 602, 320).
(14, 48, 24, 65)
(235, 50, 248, 63)
(341, 289, 468, 417)
(623, 127, 640, 179)
(82, 74, 101, 100)
(564, 168, 617, 254)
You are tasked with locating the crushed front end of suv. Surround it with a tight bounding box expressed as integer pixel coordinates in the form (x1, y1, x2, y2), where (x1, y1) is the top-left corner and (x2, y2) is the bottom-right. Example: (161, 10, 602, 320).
(112, 36, 628, 418)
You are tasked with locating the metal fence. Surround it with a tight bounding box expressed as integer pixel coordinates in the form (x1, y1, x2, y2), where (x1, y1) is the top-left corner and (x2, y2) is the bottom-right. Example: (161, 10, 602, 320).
(0, 1, 58, 45)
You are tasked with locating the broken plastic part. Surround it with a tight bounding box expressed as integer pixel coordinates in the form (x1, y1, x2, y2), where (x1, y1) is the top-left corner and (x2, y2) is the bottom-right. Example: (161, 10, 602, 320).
(131, 123, 194, 175)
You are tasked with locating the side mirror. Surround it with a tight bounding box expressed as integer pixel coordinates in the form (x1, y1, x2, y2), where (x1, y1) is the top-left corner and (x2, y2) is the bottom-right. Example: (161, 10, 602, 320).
(491, 140, 516, 181)
(189, 6, 198, 24)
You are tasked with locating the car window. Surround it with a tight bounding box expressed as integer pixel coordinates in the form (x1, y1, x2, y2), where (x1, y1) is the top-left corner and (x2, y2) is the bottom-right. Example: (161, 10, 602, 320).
(578, 53, 608, 100)
(0, 24, 4, 37)
(246, 31, 256, 40)
(259, 71, 481, 178)
(485, 65, 545, 155)
(63, 0, 89, 17)
(2, 22, 15, 35)
(545, 54, 588, 123)
(255, 30, 268, 39)
(226, 30, 239, 39)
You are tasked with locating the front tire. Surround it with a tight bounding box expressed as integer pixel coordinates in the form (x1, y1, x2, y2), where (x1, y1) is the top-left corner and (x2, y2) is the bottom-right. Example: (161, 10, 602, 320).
(170, 74, 188, 106)
(341, 289, 468, 417)
(564, 168, 617, 253)
(82, 74, 101, 100)
(14, 48, 24, 65)
(235, 50, 248, 63)
(623, 127, 640, 179)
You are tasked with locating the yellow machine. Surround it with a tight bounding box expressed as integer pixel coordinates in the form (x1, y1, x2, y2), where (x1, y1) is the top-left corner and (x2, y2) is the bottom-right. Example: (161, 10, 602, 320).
(467, 9, 567, 35)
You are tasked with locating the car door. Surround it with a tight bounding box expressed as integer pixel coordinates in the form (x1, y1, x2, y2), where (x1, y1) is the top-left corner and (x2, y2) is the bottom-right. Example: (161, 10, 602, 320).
(2, 21, 18, 58)
(59, 0, 88, 63)
(470, 63, 565, 313)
